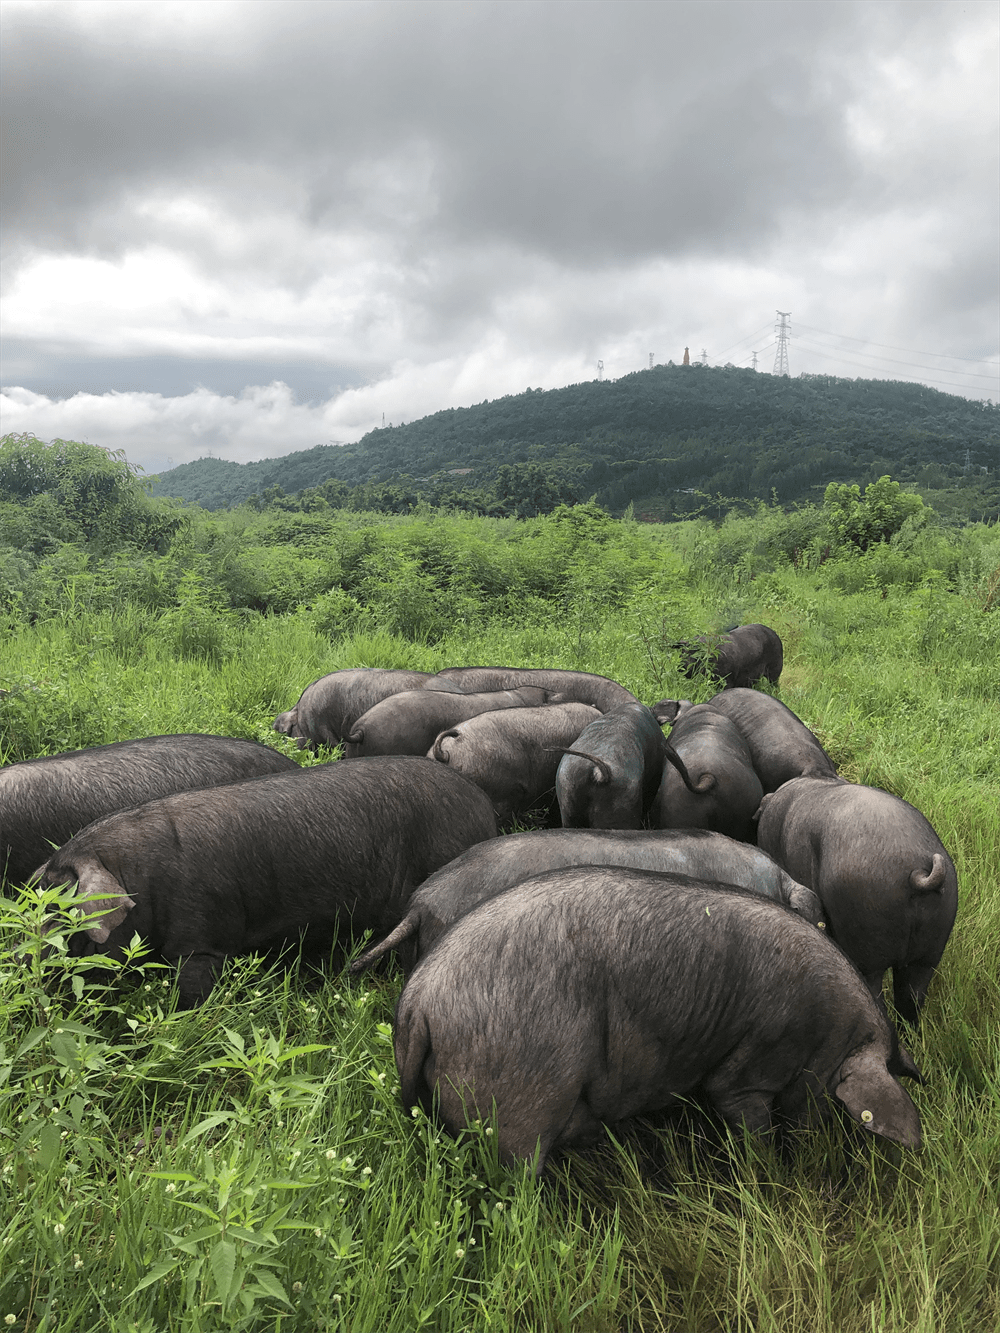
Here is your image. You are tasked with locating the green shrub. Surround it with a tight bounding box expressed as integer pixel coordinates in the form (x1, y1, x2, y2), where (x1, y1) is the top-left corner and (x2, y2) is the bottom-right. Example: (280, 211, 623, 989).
(157, 572, 236, 663)
(823, 474, 926, 551)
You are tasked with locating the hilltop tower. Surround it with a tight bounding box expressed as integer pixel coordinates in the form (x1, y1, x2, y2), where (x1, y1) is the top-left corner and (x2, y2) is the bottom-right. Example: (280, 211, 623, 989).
(683, 347, 690, 366)
(773, 312, 791, 377)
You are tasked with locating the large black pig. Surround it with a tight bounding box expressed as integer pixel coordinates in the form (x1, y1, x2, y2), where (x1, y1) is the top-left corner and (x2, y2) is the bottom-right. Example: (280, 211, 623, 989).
(344, 687, 548, 759)
(1, 734, 298, 890)
(395, 868, 922, 1172)
(424, 667, 637, 712)
(33, 756, 498, 1007)
(673, 624, 783, 689)
(649, 704, 763, 842)
(351, 827, 825, 974)
(273, 668, 444, 749)
(429, 702, 601, 824)
(703, 689, 837, 792)
(755, 776, 958, 1024)
(555, 702, 673, 830)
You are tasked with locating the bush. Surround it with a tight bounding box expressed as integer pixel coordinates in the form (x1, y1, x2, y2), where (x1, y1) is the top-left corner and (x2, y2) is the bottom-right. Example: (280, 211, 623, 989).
(823, 475, 926, 552)
(157, 573, 236, 663)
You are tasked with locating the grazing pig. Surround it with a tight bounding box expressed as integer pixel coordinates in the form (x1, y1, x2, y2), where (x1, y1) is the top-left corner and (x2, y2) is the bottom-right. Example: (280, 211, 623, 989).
(1, 735, 298, 891)
(555, 702, 699, 829)
(395, 868, 922, 1172)
(32, 756, 497, 1007)
(273, 668, 439, 749)
(429, 703, 601, 824)
(344, 687, 549, 759)
(674, 624, 783, 689)
(351, 827, 825, 973)
(424, 667, 637, 712)
(701, 689, 838, 792)
(755, 776, 958, 1024)
(650, 705, 763, 842)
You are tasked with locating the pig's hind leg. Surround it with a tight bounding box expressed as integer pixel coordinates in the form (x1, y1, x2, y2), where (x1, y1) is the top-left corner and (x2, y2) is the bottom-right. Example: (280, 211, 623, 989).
(492, 1089, 598, 1175)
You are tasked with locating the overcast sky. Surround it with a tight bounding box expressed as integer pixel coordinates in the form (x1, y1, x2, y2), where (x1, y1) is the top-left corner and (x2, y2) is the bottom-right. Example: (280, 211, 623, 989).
(2, 0, 997, 475)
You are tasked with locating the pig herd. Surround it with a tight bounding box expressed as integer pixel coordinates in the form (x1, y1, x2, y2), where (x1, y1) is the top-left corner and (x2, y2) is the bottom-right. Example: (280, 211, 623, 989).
(1, 626, 958, 1173)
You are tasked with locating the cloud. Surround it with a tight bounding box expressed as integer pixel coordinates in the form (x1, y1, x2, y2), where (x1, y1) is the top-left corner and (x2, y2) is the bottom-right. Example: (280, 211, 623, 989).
(1, 0, 997, 463)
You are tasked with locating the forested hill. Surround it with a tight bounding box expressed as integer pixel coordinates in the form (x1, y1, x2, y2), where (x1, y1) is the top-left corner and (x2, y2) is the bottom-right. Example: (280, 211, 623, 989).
(149, 366, 999, 518)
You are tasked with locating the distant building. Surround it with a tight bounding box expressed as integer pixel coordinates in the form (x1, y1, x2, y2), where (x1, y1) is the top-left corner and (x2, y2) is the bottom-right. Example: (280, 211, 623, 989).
(683, 347, 690, 366)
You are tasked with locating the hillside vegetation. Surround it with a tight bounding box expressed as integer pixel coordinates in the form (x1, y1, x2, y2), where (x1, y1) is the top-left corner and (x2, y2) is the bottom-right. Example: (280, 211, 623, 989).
(1, 434, 998, 1331)
(146, 366, 999, 521)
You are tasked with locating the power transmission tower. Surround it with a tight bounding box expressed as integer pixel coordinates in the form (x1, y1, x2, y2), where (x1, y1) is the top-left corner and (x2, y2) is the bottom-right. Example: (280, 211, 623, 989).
(700, 348, 708, 366)
(649, 353, 654, 369)
(773, 312, 791, 377)
(750, 351, 759, 371)
(597, 360, 604, 381)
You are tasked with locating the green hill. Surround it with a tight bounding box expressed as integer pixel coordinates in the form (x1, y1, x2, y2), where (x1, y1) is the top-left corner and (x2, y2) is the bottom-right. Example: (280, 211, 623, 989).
(148, 366, 999, 518)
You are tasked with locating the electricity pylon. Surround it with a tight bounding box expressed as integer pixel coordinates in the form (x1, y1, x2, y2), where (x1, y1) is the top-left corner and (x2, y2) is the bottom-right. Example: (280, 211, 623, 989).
(773, 312, 791, 377)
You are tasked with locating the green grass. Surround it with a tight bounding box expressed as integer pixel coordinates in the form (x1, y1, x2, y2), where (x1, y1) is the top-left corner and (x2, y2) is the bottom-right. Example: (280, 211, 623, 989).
(1, 511, 998, 1331)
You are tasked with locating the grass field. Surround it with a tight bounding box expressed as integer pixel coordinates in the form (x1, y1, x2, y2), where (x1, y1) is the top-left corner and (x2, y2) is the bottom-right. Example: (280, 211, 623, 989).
(1, 506, 998, 1332)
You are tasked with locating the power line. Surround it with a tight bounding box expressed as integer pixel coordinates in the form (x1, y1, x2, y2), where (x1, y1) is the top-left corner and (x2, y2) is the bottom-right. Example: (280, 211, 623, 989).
(713, 323, 775, 361)
(793, 333, 998, 383)
(794, 332, 998, 381)
(794, 322, 998, 365)
(791, 338, 996, 393)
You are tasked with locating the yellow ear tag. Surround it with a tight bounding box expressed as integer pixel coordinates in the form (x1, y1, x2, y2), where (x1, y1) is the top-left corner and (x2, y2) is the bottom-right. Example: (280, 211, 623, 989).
(861, 1110, 874, 1124)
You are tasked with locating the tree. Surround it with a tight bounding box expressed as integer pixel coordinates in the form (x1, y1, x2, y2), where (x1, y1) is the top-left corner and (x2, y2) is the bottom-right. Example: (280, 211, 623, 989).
(0, 433, 182, 551)
(823, 475, 926, 551)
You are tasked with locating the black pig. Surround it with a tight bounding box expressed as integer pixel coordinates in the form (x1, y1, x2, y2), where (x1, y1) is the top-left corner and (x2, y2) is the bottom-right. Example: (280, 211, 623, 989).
(674, 624, 783, 689)
(650, 705, 763, 842)
(1, 734, 297, 890)
(703, 689, 837, 792)
(429, 703, 601, 824)
(424, 667, 637, 712)
(395, 867, 922, 1172)
(33, 756, 498, 1006)
(344, 687, 549, 759)
(273, 668, 444, 749)
(351, 827, 825, 974)
(555, 703, 673, 830)
(755, 776, 958, 1023)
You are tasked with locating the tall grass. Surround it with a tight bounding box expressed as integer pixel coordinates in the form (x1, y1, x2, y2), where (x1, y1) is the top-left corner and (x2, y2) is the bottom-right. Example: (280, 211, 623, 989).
(1, 509, 997, 1331)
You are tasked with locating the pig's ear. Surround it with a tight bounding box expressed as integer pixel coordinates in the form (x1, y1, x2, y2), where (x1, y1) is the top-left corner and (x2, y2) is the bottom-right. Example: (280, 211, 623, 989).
(888, 1041, 925, 1084)
(652, 699, 682, 725)
(73, 864, 137, 944)
(834, 1048, 922, 1148)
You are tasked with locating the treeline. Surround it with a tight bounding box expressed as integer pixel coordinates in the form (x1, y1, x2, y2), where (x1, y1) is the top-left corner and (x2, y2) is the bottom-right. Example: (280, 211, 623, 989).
(3, 436, 998, 669)
(147, 365, 1000, 521)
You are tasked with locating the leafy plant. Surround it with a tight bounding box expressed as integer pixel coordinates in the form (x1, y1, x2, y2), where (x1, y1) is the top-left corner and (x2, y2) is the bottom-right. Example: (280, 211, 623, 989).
(823, 474, 927, 552)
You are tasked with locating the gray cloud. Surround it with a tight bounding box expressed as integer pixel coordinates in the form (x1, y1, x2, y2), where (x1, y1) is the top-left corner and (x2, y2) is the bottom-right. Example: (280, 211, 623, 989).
(1, 0, 996, 469)
(0, 1, 908, 262)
